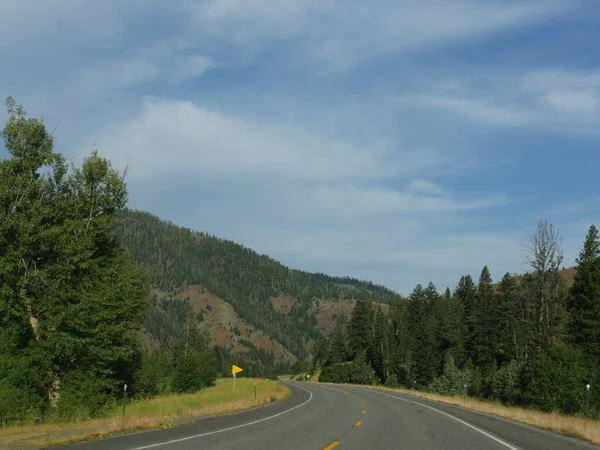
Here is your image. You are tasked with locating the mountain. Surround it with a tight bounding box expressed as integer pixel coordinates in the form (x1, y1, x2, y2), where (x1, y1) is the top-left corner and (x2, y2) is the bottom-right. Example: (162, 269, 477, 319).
(112, 209, 399, 372)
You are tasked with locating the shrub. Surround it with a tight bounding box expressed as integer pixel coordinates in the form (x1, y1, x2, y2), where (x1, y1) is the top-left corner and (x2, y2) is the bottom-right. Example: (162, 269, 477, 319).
(319, 363, 351, 384)
(490, 360, 522, 405)
(384, 373, 399, 387)
(429, 355, 471, 396)
(350, 351, 371, 385)
(54, 370, 117, 421)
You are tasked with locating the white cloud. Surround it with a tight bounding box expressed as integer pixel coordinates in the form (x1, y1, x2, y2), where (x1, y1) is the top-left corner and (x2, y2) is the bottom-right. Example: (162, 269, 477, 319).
(291, 184, 509, 219)
(407, 179, 444, 196)
(72, 54, 212, 94)
(190, 0, 571, 67)
(93, 98, 450, 182)
(406, 68, 600, 132)
(389, 233, 524, 273)
(405, 95, 534, 126)
(521, 69, 600, 92)
(542, 90, 598, 116)
(522, 70, 600, 120)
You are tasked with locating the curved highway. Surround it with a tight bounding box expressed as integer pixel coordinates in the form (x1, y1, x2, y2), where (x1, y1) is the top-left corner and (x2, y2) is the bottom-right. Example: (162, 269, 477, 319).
(55, 382, 598, 450)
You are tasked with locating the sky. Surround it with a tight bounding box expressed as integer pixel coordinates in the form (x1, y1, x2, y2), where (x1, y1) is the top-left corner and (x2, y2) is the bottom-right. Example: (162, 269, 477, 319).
(1, 0, 599, 295)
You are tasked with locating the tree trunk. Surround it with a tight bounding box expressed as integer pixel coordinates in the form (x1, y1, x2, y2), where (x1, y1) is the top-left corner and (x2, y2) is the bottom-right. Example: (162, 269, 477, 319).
(23, 291, 61, 406)
(48, 373, 61, 407)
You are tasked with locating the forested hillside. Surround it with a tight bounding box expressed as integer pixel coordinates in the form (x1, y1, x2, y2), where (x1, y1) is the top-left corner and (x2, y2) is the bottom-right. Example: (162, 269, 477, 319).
(314, 221, 600, 418)
(112, 209, 401, 365)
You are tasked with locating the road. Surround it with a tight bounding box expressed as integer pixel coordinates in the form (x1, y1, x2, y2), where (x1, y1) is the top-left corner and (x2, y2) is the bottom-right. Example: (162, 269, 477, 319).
(55, 382, 599, 450)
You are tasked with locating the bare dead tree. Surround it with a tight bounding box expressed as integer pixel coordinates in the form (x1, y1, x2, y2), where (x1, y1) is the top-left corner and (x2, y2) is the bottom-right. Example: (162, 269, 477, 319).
(525, 220, 563, 275)
(523, 220, 564, 347)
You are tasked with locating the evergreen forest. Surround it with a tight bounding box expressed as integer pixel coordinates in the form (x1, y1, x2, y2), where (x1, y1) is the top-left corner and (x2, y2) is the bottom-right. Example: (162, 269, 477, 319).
(314, 221, 600, 418)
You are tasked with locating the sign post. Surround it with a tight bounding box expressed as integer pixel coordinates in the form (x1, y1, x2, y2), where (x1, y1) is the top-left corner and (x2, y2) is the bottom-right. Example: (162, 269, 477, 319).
(122, 384, 128, 418)
(232, 364, 243, 394)
(586, 383, 591, 431)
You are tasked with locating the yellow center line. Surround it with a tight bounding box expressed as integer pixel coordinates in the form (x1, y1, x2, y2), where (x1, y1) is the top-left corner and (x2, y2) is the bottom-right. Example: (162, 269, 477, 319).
(323, 441, 340, 450)
(362, 409, 366, 414)
(355, 420, 362, 427)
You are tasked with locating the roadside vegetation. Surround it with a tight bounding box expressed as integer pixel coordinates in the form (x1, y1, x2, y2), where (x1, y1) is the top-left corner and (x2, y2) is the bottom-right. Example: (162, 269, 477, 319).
(0, 378, 289, 449)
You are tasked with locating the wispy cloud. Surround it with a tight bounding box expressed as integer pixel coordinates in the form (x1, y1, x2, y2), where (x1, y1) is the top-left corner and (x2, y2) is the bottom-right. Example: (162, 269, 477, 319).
(291, 184, 509, 219)
(405, 95, 535, 127)
(190, 0, 572, 67)
(93, 98, 452, 183)
(406, 68, 600, 134)
(522, 70, 600, 120)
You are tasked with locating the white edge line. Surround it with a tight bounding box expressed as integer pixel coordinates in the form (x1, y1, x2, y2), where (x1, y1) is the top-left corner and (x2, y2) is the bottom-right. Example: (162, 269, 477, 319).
(356, 387, 520, 450)
(128, 384, 313, 450)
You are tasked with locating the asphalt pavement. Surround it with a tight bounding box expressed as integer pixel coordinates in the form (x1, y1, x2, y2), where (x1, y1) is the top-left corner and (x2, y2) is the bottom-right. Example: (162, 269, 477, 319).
(54, 382, 600, 450)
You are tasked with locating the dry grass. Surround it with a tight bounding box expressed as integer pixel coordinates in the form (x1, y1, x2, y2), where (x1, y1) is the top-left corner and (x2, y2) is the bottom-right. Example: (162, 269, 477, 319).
(339, 383, 600, 445)
(0, 378, 290, 450)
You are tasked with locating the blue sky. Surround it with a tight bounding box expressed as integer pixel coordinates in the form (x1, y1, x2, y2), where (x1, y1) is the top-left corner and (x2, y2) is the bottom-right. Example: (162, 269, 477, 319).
(1, 0, 599, 295)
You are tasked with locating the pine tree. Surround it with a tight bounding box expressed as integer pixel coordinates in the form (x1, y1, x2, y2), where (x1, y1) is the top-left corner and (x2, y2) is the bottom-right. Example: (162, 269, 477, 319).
(433, 286, 465, 366)
(328, 327, 348, 364)
(369, 306, 386, 383)
(387, 298, 410, 383)
(413, 314, 438, 387)
(312, 337, 330, 368)
(496, 273, 520, 364)
(454, 275, 477, 363)
(472, 266, 497, 374)
(567, 225, 600, 356)
(346, 299, 374, 359)
(424, 282, 440, 305)
(406, 283, 439, 386)
(444, 287, 452, 299)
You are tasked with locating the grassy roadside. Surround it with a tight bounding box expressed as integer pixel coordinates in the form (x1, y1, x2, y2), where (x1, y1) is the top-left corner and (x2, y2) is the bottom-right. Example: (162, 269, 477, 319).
(0, 378, 290, 450)
(334, 383, 600, 445)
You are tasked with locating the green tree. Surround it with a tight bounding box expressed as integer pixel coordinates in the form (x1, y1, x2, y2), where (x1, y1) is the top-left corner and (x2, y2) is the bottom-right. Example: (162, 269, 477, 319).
(567, 225, 600, 356)
(412, 314, 438, 387)
(172, 353, 204, 393)
(369, 305, 386, 383)
(0, 98, 149, 418)
(328, 327, 348, 364)
(496, 273, 520, 364)
(522, 344, 597, 416)
(472, 266, 497, 374)
(454, 275, 477, 362)
(312, 337, 329, 368)
(387, 298, 410, 384)
(346, 299, 374, 359)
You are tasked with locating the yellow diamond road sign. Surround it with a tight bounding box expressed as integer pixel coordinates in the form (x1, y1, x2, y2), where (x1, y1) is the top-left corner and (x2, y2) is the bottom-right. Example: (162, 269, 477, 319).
(232, 364, 243, 375)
